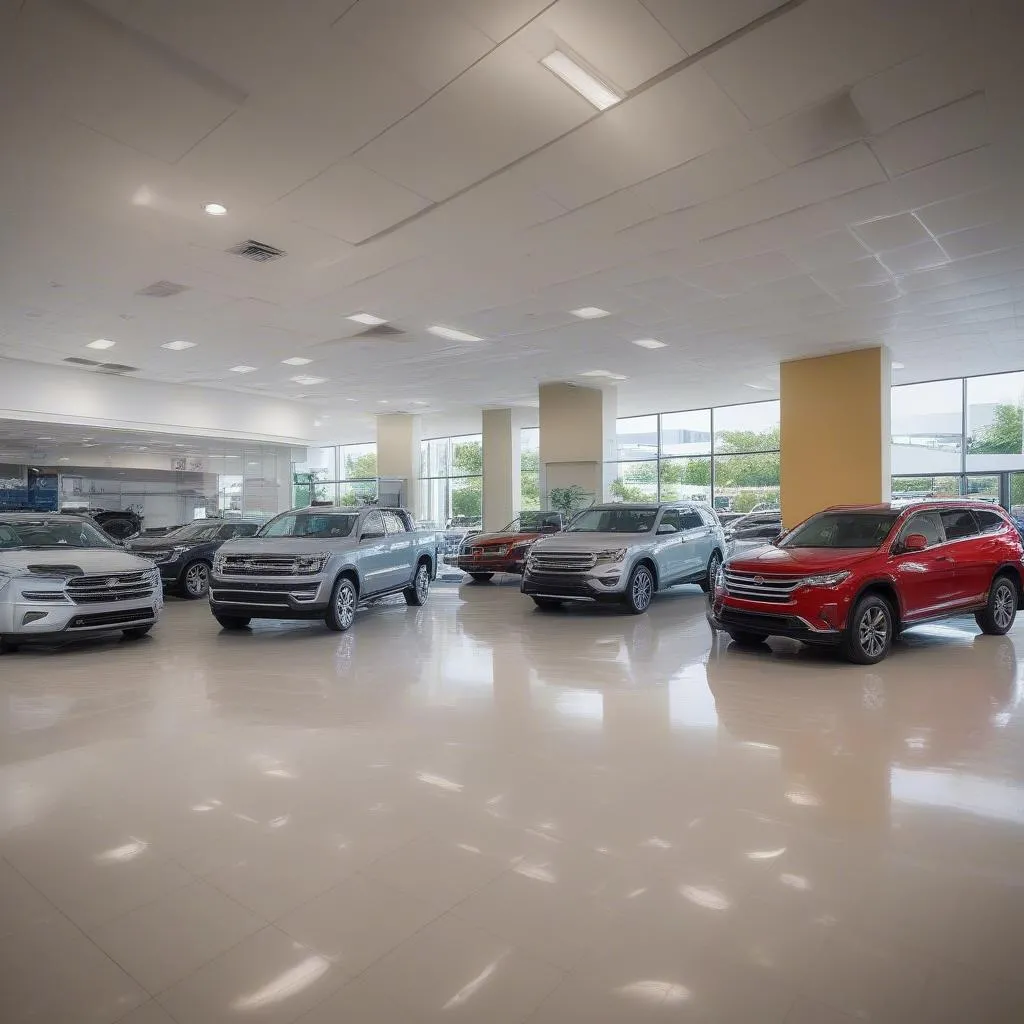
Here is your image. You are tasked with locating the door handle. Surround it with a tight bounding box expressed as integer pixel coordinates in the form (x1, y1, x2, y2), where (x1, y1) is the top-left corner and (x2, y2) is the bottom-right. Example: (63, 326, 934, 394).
(936, 555, 955, 563)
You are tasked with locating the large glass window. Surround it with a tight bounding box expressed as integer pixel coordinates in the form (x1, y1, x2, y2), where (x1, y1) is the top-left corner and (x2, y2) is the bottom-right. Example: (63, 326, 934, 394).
(890, 379, 963, 475)
(713, 401, 780, 454)
(965, 371, 1024, 471)
(520, 427, 540, 511)
(418, 434, 483, 527)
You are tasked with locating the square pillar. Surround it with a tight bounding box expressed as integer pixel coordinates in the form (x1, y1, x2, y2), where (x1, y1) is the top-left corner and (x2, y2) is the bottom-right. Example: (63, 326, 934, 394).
(482, 408, 521, 531)
(539, 383, 617, 506)
(780, 347, 891, 528)
(376, 413, 421, 514)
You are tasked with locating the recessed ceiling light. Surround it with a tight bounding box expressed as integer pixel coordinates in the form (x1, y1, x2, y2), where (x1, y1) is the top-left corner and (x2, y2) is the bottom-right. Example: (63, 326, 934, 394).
(347, 312, 387, 326)
(427, 325, 484, 342)
(631, 338, 667, 350)
(892, 361, 905, 370)
(541, 50, 622, 111)
(410, 400, 429, 406)
(229, 365, 257, 374)
(580, 369, 628, 381)
(571, 307, 610, 319)
(378, 399, 390, 405)
(290, 375, 328, 385)
(281, 357, 312, 366)
(162, 340, 196, 351)
(345, 398, 357, 402)
(203, 202, 228, 216)
(87, 338, 115, 350)
(38, 436, 54, 441)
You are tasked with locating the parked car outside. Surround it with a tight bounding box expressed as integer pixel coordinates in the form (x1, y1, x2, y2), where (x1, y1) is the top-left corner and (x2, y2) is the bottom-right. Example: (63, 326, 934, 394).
(126, 519, 262, 598)
(708, 501, 1024, 664)
(208, 505, 438, 633)
(0, 512, 162, 651)
(448, 511, 565, 580)
(725, 510, 784, 557)
(521, 502, 726, 613)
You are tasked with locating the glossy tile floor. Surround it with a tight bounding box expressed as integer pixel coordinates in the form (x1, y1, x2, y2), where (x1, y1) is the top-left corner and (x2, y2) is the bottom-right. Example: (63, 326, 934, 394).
(2, 579, 1023, 1023)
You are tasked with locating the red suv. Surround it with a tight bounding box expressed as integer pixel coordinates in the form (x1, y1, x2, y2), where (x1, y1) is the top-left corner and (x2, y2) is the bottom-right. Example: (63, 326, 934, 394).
(708, 501, 1023, 663)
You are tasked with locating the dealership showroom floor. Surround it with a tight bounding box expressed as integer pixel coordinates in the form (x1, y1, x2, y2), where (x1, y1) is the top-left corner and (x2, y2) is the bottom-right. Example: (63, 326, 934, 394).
(2, 583, 1023, 1024)
(5, 0, 1024, 1022)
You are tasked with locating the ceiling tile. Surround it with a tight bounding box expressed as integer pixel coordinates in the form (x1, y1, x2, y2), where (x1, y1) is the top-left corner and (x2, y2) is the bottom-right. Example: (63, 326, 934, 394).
(640, 0, 785, 54)
(877, 239, 950, 276)
(448, 0, 553, 42)
(915, 185, 1018, 237)
(810, 257, 891, 291)
(851, 213, 932, 252)
(939, 221, 1024, 262)
(784, 229, 871, 269)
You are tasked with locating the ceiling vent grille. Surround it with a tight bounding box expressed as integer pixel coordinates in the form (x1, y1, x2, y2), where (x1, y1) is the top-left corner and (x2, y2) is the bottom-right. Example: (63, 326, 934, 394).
(355, 323, 407, 339)
(136, 280, 189, 298)
(96, 363, 139, 374)
(226, 239, 287, 263)
(64, 356, 100, 366)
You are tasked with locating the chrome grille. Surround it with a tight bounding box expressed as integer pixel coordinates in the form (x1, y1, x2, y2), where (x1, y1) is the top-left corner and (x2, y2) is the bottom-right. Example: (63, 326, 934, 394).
(530, 551, 597, 572)
(219, 555, 298, 576)
(65, 571, 156, 604)
(723, 568, 806, 603)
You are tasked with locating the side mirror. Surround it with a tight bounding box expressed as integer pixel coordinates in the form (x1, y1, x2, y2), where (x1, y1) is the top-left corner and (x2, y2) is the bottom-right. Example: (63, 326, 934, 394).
(903, 533, 927, 552)
(656, 523, 677, 535)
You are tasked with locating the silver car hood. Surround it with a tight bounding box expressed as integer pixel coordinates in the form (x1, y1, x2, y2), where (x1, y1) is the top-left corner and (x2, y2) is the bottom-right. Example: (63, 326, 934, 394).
(531, 532, 652, 551)
(0, 548, 155, 574)
(217, 537, 358, 556)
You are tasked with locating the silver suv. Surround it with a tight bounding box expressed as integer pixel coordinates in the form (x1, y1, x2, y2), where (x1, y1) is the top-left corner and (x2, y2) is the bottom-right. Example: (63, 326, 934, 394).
(521, 502, 725, 613)
(0, 512, 162, 651)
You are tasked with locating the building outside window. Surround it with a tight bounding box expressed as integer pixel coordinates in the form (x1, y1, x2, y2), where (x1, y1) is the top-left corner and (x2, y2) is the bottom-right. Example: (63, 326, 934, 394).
(419, 434, 483, 526)
(520, 427, 540, 512)
(608, 401, 779, 512)
(292, 444, 378, 507)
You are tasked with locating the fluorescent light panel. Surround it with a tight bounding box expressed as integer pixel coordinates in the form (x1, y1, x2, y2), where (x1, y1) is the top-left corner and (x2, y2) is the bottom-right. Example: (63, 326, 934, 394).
(580, 369, 628, 381)
(571, 307, 610, 319)
(892, 361, 905, 370)
(631, 338, 666, 349)
(230, 365, 257, 373)
(282, 357, 312, 366)
(541, 51, 622, 111)
(427, 325, 484, 342)
(347, 312, 387, 326)
(162, 340, 196, 351)
(290, 374, 328, 385)
(87, 338, 115, 350)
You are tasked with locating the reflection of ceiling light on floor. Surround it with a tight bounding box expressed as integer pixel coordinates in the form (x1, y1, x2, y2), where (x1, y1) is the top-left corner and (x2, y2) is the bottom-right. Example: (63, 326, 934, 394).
(616, 981, 690, 1005)
(203, 202, 228, 216)
(231, 956, 330, 1010)
(679, 884, 731, 911)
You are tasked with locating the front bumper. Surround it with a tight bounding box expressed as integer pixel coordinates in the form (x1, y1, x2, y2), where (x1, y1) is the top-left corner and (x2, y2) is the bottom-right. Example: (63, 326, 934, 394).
(209, 573, 330, 619)
(3, 593, 161, 639)
(448, 555, 527, 575)
(520, 566, 626, 602)
(707, 595, 841, 645)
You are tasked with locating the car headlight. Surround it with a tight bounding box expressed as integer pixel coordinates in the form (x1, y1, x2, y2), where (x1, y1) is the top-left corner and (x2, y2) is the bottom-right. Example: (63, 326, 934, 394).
(595, 548, 627, 563)
(213, 554, 226, 573)
(714, 565, 725, 592)
(295, 553, 329, 574)
(802, 571, 851, 588)
(510, 539, 534, 552)
(172, 545, 190, 556)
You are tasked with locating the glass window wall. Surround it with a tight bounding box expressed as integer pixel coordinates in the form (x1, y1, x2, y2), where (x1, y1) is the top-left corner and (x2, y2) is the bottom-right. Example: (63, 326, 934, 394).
(418, 434, 483, 527)
(521, 427, 540, 511)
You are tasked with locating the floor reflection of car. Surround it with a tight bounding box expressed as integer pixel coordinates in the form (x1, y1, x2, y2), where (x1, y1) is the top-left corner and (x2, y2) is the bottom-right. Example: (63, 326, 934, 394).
(705, 629, 1019, 832)
(448, 511, 565, 581)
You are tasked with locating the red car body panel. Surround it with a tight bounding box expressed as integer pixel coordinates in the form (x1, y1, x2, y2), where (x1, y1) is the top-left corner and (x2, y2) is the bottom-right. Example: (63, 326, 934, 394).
(450, 514, 565, 576)
(709, 501, 1024, 644)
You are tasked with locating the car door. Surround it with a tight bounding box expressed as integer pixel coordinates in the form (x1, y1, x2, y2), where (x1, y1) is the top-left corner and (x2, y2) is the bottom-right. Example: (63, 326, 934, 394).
(653, 509, 687, 583)
(677, 506, 711, 579)
(381, 509, 414, 589)
(890, 511, 957, 618)
(938, 508, 986, 606)
(358, 510, 391, 593)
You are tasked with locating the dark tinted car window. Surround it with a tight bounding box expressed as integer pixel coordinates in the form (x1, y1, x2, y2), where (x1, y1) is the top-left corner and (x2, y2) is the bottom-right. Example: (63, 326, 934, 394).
(939, 509, 979, 541)
(382, 510, 406, 535)
(658, 510, 683, 532)
(235, 523, 259, 537)
(899, 511, 944, 548)
(677, 510, 704, 530)
(973, 509, 1007, 535)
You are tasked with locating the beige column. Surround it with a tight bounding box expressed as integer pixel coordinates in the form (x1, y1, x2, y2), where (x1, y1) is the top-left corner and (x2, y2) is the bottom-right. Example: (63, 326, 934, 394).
(482, 408, 521, 532)
(780, 346, 891, 528)
(538, 383, 617, 506)
(376, 413, 421, 515)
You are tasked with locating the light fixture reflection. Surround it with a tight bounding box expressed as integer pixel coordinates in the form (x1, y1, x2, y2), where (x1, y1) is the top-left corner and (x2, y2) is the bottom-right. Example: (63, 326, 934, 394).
(231, 955, 330, 1010)
(746, 847, 787, 861)
(785, 788, 821, 806)
(442, 956, 504, 1009)
(416, 771, 463, 792)
(94, 838, 148, 864)
(780, 873, 811, 890)
(513, 862, 556, 884)
(680, 885, 731, 911)
(616, 980, 691, 1004)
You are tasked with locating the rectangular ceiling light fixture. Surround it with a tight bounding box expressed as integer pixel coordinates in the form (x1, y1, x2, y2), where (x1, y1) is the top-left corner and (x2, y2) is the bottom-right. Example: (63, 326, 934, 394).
(290, 374, 328, 385)
(162, 340, 196, 351)
(580, 369, 628, 381)
(570, 307, 611, 319)
(282, 356, 312, 366)
(631, 338, 667, 349)
(230, 365, 257, 373)
(427, 325, 484, 342)
(541, 50, 622, 111)
(347, 312, 387, 326)
(86, 338, 116, 350)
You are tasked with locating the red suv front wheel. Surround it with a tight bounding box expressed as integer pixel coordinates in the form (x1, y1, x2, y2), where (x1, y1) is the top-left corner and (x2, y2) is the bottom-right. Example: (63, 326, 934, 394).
(842, 593, 894, 664)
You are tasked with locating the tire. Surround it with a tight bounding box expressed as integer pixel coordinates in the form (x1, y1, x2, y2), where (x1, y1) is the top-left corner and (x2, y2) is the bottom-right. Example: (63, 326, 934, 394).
(326, 576, 358, 631)
(0, 638, 19, 654)
(215, 615, 251, 630)
(842, 593, 893, 664)
(623, 563, 655, 615)
(701, 550, 722, 594)
(728, 630, 767, 647)
(975, 573, 1018, 635)
(469, 573, 494, 583)
(404, 562, 430, 606)
(532, 597, 563, 610)
(122, 625, 153, 641)
(180, 559, 211, 599)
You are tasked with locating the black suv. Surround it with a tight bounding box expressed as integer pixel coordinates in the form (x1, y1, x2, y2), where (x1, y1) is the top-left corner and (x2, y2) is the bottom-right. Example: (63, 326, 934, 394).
(126, 520, 261, 598)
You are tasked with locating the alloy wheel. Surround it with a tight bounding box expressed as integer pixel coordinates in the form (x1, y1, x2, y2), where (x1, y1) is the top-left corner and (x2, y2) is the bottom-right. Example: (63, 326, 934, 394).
(707, 553, 721, 590)
(337, 582, 356, 629)
(993, 582, 1015, 630)
(858, 606, 888, 659)
(186, 563, 209, 596)
(632, 567, 653, 610)
(415, 565, 430, 603)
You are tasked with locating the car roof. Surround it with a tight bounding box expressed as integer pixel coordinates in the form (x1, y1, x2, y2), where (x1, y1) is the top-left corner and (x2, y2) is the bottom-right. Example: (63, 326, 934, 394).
(594, 501, 699, 511)
(824, 500, 1005, 514)
(0, 511, 88, 520)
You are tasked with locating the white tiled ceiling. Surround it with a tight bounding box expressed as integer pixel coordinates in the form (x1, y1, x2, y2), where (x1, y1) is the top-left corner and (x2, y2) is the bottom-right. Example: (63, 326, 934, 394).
(0, 0, 1022, 424)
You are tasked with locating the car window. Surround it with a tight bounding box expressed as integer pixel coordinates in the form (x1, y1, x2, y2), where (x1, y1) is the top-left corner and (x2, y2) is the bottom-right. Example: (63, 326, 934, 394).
(898, 511, 945, 548)
(939, 509, 979, 542)
(677, 510, 704, 530)
(362, 510, 386, 537)
(698, 508, 719, 527)
(658, 510, 682, 532)
(218, 525, 239, 539)
(973, 509, 1007, 535)
(0, 524, 21, 547)
(382, 510, 406, 535)
(236, 523, 259, 537)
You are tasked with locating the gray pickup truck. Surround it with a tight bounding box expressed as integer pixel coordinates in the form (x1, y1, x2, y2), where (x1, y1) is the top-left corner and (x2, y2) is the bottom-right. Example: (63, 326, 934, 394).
(521, 501, 726, 614)
(208, 505, 438, 633)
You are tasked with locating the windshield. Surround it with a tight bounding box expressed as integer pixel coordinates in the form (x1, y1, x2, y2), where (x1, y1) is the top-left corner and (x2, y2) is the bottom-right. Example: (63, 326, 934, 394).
(509, 512, 562, 533)
(780, 512, 899, 549)
(566, 508, 656, 533)
(167, 522, 224, 542)
(0, 518, 117, 549)
(258, 512, 358, 539)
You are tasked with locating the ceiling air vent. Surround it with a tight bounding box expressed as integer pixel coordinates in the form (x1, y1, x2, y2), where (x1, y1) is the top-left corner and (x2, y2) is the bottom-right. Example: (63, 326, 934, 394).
(226, 239, 286, 263)
(64, 356, 100, 366)
(355, 323, 406, 339)
(96, 363, 139, 374)
(136, 280, 189, 298)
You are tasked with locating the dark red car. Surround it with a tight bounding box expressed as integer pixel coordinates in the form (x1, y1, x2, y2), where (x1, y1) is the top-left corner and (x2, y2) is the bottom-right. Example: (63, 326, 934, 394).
(708, 501, 1024, 663)
(448, 511, 565, 581)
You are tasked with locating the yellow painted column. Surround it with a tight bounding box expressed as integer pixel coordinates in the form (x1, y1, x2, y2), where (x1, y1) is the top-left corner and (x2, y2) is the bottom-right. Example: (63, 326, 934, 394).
(780, 347, 891, 528)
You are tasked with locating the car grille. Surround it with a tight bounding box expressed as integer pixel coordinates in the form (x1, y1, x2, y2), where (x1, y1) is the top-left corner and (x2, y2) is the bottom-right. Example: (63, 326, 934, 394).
(718, 608, 806, 633)
(219, 555, 300, 576)
(467, 545, 508, 557)
(524, 573, 595, 597)
(68, 607, 154, 629)
(65, 571, 156, 604)
(723, 568, 806, 602)
(530, 552, 596, 572)
(211, 582, 321, 606)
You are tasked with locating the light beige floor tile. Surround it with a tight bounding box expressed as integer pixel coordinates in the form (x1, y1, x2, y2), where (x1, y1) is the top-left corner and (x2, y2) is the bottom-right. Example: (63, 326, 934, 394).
(113, 1001, 178, 1024)
(89, 879, 264, 994)
(157, 926, 347, 1024)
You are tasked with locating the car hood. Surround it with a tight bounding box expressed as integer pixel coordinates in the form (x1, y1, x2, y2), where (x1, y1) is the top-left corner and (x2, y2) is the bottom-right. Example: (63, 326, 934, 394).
(465, 531, 540, 547)
(0, 548, 156, 575)
(726, 546, 879, 573)
(217, 537, 357, 556)
(532, 532, 651, 551)
(126, 536, 188, 551)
